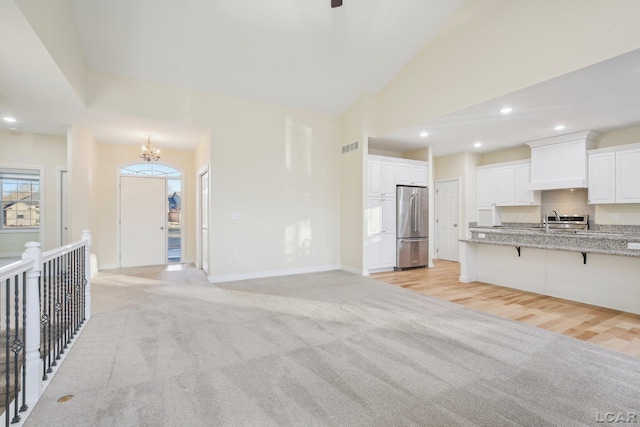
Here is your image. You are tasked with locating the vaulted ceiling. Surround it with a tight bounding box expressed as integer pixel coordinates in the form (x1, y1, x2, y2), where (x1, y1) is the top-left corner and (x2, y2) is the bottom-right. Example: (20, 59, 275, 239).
(1, 0, 640, 155)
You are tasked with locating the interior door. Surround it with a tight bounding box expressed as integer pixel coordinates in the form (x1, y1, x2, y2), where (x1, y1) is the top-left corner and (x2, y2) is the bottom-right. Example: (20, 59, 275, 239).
(120, 176, 167, 267)
(436, 179, 459, 262)
(200, 171, 209, 274)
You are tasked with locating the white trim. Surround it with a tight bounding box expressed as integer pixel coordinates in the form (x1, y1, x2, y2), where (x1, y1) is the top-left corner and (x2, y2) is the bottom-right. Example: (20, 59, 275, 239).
(340, 265, 367, 276)
(56, 168, 67, 246)
(196, 165, 209, 273)
(208, 264, 341, 284)
(98, 263, 119, 271)
(525, 130, 600, 148)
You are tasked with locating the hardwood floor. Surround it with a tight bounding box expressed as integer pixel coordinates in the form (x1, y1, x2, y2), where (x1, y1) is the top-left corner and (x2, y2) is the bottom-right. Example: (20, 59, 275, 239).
(372, 260, 640, 357)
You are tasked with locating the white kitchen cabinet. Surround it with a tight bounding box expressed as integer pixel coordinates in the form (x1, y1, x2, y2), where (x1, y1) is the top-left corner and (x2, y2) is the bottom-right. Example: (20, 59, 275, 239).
(367, 196, 396, 269)
(368, 156, 396, 197)
(514, 163, 541, 205)
(616, 147, 640, 203)
(476, 165, 515, 206)
(527, 130, 598, 190)
(588, 151, 616, 204)
(396, 161, 428, 187)
(587, 143, 640, 204)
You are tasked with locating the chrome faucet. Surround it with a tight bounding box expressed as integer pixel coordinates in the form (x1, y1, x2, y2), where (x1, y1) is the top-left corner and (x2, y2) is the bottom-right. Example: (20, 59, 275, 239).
(544, 209, 559, 233)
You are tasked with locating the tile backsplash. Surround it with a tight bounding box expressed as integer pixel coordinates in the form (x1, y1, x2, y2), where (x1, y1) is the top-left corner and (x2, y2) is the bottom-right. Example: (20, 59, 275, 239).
(541, 188, 595, 224)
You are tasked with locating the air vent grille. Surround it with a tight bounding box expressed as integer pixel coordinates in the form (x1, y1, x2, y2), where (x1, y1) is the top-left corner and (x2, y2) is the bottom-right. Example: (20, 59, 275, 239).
(341, 141, 359, 154)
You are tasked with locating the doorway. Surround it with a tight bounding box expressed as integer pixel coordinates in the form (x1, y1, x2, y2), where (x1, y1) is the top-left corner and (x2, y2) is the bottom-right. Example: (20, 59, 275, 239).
(119, 163, 183, 267)
(435, 179, 460, 262)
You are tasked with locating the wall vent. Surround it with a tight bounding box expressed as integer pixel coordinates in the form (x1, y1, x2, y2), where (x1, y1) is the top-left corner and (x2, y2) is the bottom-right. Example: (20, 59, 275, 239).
(341, 141, 359, 154)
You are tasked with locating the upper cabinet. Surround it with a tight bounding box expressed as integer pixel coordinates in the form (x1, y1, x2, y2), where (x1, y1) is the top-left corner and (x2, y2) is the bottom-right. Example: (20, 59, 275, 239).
(476, 160, 539, 207)
(514, 162, 541, 205)
(588, 143, 640, 204)
(527, 130, 599, 190)
(396, 160, 428, 187)
(368, 156, 396, 197)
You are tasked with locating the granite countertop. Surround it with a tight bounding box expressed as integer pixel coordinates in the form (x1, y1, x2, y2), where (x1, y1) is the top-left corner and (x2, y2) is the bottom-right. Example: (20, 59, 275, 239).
(463, 225, 640, 257)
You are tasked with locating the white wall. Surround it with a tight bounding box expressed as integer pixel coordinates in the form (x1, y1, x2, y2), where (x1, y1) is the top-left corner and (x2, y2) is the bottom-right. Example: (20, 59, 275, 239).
(84, 70, 341, 279)
(0, 131, 66, 253)
(67, 126, 99, 247)
(203, 95, 341, 281)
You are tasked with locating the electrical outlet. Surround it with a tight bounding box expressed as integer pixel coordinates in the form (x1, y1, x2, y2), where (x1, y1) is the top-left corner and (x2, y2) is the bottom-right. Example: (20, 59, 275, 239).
(628, 242, 640, 250)
(233, 254, 239, 263)
(478, 233, 486, 238)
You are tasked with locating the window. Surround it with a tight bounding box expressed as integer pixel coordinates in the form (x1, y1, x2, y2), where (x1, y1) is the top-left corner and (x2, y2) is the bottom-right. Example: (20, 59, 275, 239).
(1, 169, 40, 230)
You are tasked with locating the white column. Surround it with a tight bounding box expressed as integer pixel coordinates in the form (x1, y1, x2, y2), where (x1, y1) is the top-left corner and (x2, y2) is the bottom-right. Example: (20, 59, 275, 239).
(22, 241, 43, 404)
(82, 230, 92, 320)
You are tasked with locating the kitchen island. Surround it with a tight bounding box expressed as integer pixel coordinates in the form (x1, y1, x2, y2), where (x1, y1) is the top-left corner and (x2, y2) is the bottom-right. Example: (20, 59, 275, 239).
(460, 225, 640, 315)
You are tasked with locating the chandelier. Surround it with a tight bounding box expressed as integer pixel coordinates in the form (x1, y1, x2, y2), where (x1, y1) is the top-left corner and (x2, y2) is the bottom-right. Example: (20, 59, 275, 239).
(140, 136, 160, 162)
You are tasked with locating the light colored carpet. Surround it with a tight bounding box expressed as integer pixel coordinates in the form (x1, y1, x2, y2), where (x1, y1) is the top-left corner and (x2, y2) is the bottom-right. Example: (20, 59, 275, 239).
(25, 267, 640, 426)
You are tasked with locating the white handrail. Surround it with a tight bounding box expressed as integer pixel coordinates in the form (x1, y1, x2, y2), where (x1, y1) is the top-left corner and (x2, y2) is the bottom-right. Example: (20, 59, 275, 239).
(42, 239, 87, 262)
(0, 259, 34, 281)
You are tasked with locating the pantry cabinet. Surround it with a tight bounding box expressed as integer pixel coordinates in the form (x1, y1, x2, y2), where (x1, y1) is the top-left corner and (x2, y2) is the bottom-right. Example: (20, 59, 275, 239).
(367, 197, 396, 269)
(368, 157, 396, 197)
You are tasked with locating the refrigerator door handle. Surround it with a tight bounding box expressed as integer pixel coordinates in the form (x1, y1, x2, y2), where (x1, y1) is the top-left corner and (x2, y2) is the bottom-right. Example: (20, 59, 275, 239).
(415, 193, 420, 232)
(409, 193, 416, 232)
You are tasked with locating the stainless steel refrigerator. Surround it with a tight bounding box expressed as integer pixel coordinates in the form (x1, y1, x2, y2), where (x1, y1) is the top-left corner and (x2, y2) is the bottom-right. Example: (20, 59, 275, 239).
(396, 185, 428, 269)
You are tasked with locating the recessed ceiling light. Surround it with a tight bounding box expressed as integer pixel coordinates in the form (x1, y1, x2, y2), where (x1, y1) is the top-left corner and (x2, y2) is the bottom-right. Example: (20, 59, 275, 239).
(419, 131, 429, 138)
(554, 124, 566, 131)
(474, 141, 482, 148)
(499, 107, 513, 114)
(2, 116, 17, 123)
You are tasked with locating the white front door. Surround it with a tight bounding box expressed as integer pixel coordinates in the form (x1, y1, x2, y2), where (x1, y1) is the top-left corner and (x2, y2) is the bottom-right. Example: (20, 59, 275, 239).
(120, 176, 167, 267)
(436, 179, 459, 262)
(200, 170, 209, 274)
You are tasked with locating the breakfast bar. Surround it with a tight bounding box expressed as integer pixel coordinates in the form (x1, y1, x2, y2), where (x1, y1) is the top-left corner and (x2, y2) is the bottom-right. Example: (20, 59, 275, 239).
(460, 225, 640, 315)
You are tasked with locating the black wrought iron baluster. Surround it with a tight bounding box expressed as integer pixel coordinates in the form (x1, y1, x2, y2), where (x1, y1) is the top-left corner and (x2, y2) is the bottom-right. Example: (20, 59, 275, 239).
(81, 244, 86, 324)
(73, 248, 79, 335)
(5, 277, 11, 427)
(63, 251, 69, 349)
(11, 274, 23, 423)
(42, 261, 49, 378)
(20, 271, 27, 413)
(46, 259, 53, 373)
(53, 256, 61, 364)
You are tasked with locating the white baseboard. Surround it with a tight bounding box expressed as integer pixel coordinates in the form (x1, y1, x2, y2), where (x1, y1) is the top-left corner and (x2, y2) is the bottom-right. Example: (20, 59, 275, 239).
(98, 263, 119, 271)
(340, 265, 367, 276)
(459, 275, 472, 283)
(208, 264, 341, 284)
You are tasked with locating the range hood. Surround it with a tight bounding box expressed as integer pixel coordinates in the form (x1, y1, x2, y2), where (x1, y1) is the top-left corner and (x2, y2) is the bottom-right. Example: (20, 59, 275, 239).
(526, 130, 600, 190)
